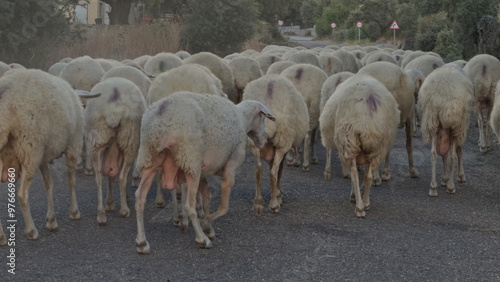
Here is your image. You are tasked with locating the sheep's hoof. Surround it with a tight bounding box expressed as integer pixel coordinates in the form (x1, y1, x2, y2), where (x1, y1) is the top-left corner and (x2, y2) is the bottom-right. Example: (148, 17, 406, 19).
(201, 221, 215, 239)
(428, 188, 438, 197)
(350, 193, 356, 203)
(302, 164, 310, 172)
(120, 207, 130, 218)
(196, 237, 212, 249)
(440, 178, 449, 187)
(447, 186, 456, 194)
(0, 234, 6, 246)
(70, 209, 81, 220)
(311, 157, 318, 164)
(373, 177, 382, 186)
(324, 171, 331, 181)
(458, 175, 466, 183)
(409, 168, 420, 178)
(97, 211, 107, 226)
(381, 173, 391, 182)
(106, 203, 115, 212)
(269, 203, 281, 214)
(355, 207, 366, 218)
(479, 145, 490, 153)
(25, 228, 39, 240)
(155, 201, 166, 208)
(253, 198, 264, 216)
(131, 177, 140, 187)
(84, 168, 94, 176)
(179, 223, 189, 233)
(172, 215, 181, 226)
(136, 240, 150, 254)
(46, 217, 58, 231)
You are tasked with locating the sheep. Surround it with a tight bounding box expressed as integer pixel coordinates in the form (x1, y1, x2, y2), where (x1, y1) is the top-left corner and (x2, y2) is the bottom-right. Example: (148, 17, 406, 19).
(242, 75, 309, 214)
(319, 71, 355, 180)
(320, 74, 400, 217)
(403, 54, 445, 77)
(280, 63, 328, 171)
(358, 62, 422, 181)
(0, 69, 98, 244)
(101, 65, 152, 99)
(183, 52, 235, 97)
(145, 63, 226, 228)
(490, 81, 500, 141)
(132, 55, 152, 69)
(47, 61, 68, 76)
(255, 53, 283, 74)
(228, 56, 262, 104)
(175, 50, 191, 60)
(95, 58, 122, 72)
(417, 65, 473, 196)
(85, 77, 146, 224)
(318, 54, 344, 76)
(143, 52, 184, 76)
(363, 50, 399, 66)
(463, 54, 500, 152)
(450, 60, 467, 69)
(265, 61, 296, 75)
(59, 55, 106, 93)
(332, 49, 360, 73)
(400, 50, 426, 69)
(0, 62, 10, 77)
(134, 91, 275, 252)
(288, 51, 320, 67)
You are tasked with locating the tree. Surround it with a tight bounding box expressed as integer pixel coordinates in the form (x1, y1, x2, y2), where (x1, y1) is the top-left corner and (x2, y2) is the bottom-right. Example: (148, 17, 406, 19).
(0, 0, 79, 67)
(180, 0, 259, 56)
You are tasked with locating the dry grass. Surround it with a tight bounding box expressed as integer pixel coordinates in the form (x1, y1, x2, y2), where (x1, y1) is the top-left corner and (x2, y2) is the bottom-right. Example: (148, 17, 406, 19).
(45, 23, 181, 65)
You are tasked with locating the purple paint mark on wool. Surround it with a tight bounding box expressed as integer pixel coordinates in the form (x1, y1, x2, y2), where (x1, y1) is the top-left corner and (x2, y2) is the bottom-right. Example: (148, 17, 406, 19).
(157, 100, 171, 116)
(482, 65, 487, 77)
(335, 77, 343, 87)
(432, 63, 439, 69)
(271, 56, 276, 64)
(295, 68, 304, 80)
(366, 92, 381, 115)
(266, 81, 274, 98)
(108, 88, 120, 102)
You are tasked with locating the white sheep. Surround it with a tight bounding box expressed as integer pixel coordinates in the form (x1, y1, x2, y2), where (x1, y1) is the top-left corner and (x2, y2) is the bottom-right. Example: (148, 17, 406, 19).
(47, 61, 68, 76)
(319, 74, 400, 217)
(101, 65, 152, 99)
(59, 55, 106, 92)
(0, 62, 10, 77)
(332, 49, 359, 73)
(95, 58, 122, 72)
(417, 65, 473, 196)
(132, 55, 152, 69)
(85, 77, 146, 224)
(358, 61, 421, 181)
(265, 61, 296, 75)
(403, 54, 445, 77)
(463, 54, 500, 152)
(0, 69, 97, 244)
(280, 63, 328, 171)
(319, 71, 355, 180)
(288, 51, 320, 67)
(134, 92, 275, 252)
(363, 50, 399, 66)
(183, 52, 235, 97)
(318, 54, 344, 76)
(242, 75, 309, 214)
(175, 50, 191, 60)
(228, 56, 262, 104)
(145, 63, 226, 228)
(143, 52, 184, 76)
(255, 53, 283, 74)
(490, 81, 500, 141)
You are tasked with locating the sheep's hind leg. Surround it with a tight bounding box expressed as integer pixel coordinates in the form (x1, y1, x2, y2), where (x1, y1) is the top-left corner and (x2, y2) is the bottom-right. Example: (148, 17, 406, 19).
(456, 145, 466, 183)
(66, 152, 81, 219)
(440, 153, 449, 187)
(349, 159, 365, 218)
(185, 174, 212, 248)
(406, 119, 420, 178)
(251, 147, 265, 215)
(135, 170, 156, 254)
(40, 163, 58, 231)
(155, 173, 166, 208)
(381, 152, 391, 182)
(118, 163, 131, 217)
(93, 148, 107, 225)
(324, 149, 332, 180)
(199, 180, 214, 239)
(269, 149, 286, 213)
(446, 140, 457, 194)
(429, 136, 438, 197)
(18, 167, 38, 240)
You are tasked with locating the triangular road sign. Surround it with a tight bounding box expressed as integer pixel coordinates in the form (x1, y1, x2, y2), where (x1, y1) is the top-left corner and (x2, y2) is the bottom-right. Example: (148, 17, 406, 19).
(390, 20, 399, 30)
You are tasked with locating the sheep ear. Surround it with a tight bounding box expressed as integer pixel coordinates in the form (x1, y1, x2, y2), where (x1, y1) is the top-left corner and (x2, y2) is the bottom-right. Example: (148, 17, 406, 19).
(75, 90, 101, 98)
(259, 105, 276, 121)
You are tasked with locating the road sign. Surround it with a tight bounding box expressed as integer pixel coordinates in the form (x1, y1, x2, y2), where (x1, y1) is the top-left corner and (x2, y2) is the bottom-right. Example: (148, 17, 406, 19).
(356, 21, 363, 28)
(278, 20, 284, 26)
(390, 20, 399, 30)
(331, 23, 336, 29)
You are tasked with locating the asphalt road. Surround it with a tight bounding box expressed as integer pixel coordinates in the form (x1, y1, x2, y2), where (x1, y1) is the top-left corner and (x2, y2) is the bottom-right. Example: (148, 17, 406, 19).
(1, 113, 499, 281)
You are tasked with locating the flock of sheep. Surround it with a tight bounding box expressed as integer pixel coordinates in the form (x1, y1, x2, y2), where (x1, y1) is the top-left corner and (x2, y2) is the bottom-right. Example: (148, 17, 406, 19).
(0, 42, 499, 254)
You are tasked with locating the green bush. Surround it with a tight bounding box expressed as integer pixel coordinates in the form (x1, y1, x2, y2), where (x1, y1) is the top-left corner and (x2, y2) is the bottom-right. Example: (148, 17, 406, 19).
(415, 12, 448, 51)
(180, 0, 259, 57)
(433, 28, 463, 62)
